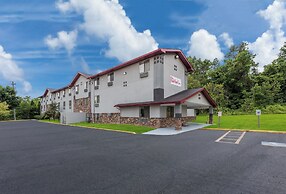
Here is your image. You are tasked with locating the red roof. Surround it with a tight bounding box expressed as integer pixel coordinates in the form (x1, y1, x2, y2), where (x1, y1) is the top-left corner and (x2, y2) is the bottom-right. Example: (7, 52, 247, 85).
(90, 48, 194, 79)
(115, 88, 217, 108)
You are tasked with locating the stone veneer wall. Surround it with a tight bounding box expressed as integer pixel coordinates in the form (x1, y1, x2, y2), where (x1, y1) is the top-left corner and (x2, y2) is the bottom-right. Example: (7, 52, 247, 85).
(74, 97, 91, 113)
(92, 113, 196, 128)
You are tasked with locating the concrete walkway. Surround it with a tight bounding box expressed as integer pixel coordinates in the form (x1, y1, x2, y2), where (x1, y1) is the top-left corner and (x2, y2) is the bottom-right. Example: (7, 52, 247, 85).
(143, 122, 211, 136)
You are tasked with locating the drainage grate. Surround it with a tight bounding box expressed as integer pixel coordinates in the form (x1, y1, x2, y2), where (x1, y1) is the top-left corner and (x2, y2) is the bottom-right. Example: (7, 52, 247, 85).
(215, 131, 246, 144)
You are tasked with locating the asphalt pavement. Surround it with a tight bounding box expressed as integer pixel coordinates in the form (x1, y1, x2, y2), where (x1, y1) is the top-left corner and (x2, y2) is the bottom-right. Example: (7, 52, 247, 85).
(0, 121, 286, 194)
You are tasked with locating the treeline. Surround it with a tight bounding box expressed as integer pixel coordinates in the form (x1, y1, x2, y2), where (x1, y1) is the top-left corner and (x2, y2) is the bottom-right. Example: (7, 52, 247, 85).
(188, 42, 286, 114)
(0, 86, 40, 120)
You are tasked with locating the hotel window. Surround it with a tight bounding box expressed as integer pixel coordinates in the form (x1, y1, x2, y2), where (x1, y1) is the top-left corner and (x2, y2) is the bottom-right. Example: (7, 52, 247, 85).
(75, 85, 79, 94)
(94, 95, 100, 107)
(166, 107, 174, 118)
(57, 92, 60, 99)
(68, 88, 71, 96)
(69, 100, 72, 109)
(62, 90, 65, 97)
(140, 106, 150, 118)
(139, 60, 150, 78)
(107, 73, 114, 86)
(84, 81, 88, 92)
(95, 77, 100, 90)
(174, 65, 178, 71)
(63, 101, 66, 110)
(123, 81, 127, 87)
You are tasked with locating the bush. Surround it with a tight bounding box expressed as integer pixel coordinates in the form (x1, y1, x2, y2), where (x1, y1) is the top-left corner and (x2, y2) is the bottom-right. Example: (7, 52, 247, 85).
(33, 115, 42, 120)
(262, 104, 286, 114)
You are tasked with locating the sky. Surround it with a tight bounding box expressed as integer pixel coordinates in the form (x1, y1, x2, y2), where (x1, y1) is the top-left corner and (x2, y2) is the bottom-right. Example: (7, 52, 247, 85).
(0, 0, 285, 97)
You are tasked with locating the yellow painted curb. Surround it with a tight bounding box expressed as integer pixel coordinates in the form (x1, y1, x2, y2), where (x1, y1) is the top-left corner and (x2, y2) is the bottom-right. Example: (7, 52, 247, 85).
(203, 128, 286, 134)
(38, 121, 136, 134)
(0, 119, 29, 122)
(69, 124, 136, 135)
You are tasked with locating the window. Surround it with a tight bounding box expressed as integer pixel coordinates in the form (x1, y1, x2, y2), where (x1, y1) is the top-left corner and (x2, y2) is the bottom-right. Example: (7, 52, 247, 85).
(95, 77, 100, 86)
(94, 95, 100, 103)
(69, 100, 72, 109)
(140, 106, 150, 118)
(94, 77, 100, 89)
(62, 90, 65, 97)
(68, 88, 71, 96)
(174, 65, 178, 71)
(166, 106, 174, 118)
(108, 73, 114, 86)
(58, 102, 60, 111)
(63, 101, 66, 110)
(123, 81, 127, 87)
(57, 92, 60, 98)
(139, 60, 150, 73)
(108, 72, 114, 82)
(84, 81, 88, 92)
(75, 85, 79, 94)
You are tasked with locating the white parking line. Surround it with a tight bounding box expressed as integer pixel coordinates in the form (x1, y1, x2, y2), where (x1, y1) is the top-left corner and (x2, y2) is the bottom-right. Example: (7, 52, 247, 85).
(261, 141, 286, 148)
(215, 131, 231, 142)
(216, 131, 246, 144)
(235, 131, 246, 144)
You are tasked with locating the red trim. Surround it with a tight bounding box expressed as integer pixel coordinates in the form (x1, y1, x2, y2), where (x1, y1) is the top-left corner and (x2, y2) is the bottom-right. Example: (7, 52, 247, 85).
(69, 72, 90, 87)
(90, 48, 194, 79)
(115, 88, 217, 108)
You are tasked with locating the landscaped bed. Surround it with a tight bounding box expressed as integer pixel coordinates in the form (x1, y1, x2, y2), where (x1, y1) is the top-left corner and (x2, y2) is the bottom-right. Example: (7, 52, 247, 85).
(71, 122, 155, 134)
(195, 114, 286, 132)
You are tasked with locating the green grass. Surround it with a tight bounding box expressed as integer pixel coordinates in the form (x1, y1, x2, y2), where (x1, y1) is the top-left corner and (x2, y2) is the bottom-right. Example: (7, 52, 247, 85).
(71, 122, 155, 134)
(40, 119, 60, 124)
(195, 114, 286, 132)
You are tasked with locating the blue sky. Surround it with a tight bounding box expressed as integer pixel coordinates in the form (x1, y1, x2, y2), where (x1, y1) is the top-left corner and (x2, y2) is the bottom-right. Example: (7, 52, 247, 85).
(0, 0, 284, 97)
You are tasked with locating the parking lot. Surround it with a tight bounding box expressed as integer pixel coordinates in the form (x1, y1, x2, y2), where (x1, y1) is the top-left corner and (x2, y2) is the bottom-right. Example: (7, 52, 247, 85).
(0, 121, 286, 194)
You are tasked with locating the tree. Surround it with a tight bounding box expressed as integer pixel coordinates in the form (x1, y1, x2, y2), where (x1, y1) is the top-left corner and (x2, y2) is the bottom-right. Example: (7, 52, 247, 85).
(212, 43, 258, 109)
(0, 102, 10, 120)
(44, 102, 59, 120)
(0, 85, 20, 109)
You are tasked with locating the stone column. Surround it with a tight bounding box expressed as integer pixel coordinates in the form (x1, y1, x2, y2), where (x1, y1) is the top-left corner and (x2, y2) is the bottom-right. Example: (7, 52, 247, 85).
(175, 104, 182, 130)
(209, 106, 214, 124)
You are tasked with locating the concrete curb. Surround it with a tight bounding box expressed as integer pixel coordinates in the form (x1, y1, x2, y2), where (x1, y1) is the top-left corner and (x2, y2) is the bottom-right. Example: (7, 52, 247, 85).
(38, 120, 136, 135)
(203, 127, 286, 134)
(0, 120, 29, 122)
(69, 124, 136, 135)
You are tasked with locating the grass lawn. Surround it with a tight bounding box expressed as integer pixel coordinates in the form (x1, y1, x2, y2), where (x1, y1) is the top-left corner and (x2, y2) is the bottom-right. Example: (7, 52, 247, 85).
(40, 119, 60, 124)
(195, 114, 286, 132)
(71, 122, 155, 134)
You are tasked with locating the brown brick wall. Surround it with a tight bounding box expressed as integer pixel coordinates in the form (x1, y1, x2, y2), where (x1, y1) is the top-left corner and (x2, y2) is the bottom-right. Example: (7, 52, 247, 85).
(74, 97, 91, 113)
(91, 113, 196, 128)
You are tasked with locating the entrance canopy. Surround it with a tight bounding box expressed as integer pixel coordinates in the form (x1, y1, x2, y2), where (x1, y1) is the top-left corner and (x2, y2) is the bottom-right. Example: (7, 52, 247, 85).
(115, 88, 217, 108)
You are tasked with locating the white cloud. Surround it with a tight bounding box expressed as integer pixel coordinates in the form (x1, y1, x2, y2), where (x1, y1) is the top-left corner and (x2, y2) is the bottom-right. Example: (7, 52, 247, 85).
(219, 32, 234, 48)
(187, 29, 224, 61)
(55, 0, 158, 62)
(249, 0, 286, 70)
(45, 30, 78, 54)
(0, 45, 32, 93)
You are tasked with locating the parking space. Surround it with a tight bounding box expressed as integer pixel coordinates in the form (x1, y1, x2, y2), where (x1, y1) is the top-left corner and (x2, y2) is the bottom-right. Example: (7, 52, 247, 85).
(215, 130, 246, 144)
(0, 121, 286, 194)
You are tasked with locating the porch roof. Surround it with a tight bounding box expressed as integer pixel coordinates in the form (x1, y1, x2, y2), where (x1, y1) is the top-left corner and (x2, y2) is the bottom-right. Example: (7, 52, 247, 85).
(114, 88, 217, 108)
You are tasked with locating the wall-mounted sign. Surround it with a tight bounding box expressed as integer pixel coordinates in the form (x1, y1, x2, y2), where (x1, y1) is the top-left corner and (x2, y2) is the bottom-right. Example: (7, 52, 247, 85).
(170, 75, 181, 87)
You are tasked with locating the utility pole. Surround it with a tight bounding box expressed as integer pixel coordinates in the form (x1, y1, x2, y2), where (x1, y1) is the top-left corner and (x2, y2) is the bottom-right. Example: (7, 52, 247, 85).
(11, 81, 16, 120)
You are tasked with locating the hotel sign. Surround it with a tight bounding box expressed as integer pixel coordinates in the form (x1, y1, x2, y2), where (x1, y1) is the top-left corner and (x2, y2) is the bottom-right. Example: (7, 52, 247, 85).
(170, 75, 181, 87)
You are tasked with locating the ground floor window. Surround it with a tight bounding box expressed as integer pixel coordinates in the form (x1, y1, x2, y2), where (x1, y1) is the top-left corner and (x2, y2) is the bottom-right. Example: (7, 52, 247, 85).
(166, 106, 174, 118)
(140, 106, 150, 118)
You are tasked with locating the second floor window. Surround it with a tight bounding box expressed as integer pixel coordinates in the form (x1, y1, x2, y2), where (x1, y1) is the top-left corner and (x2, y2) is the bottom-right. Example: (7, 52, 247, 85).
(139, 60, 150, 74)
(75, 85, 79, 94)
(69, 100, 72, 109)
(63, 101, 66, 110)
(108, 73, 114, 82)
(94, 95, 100, 104)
